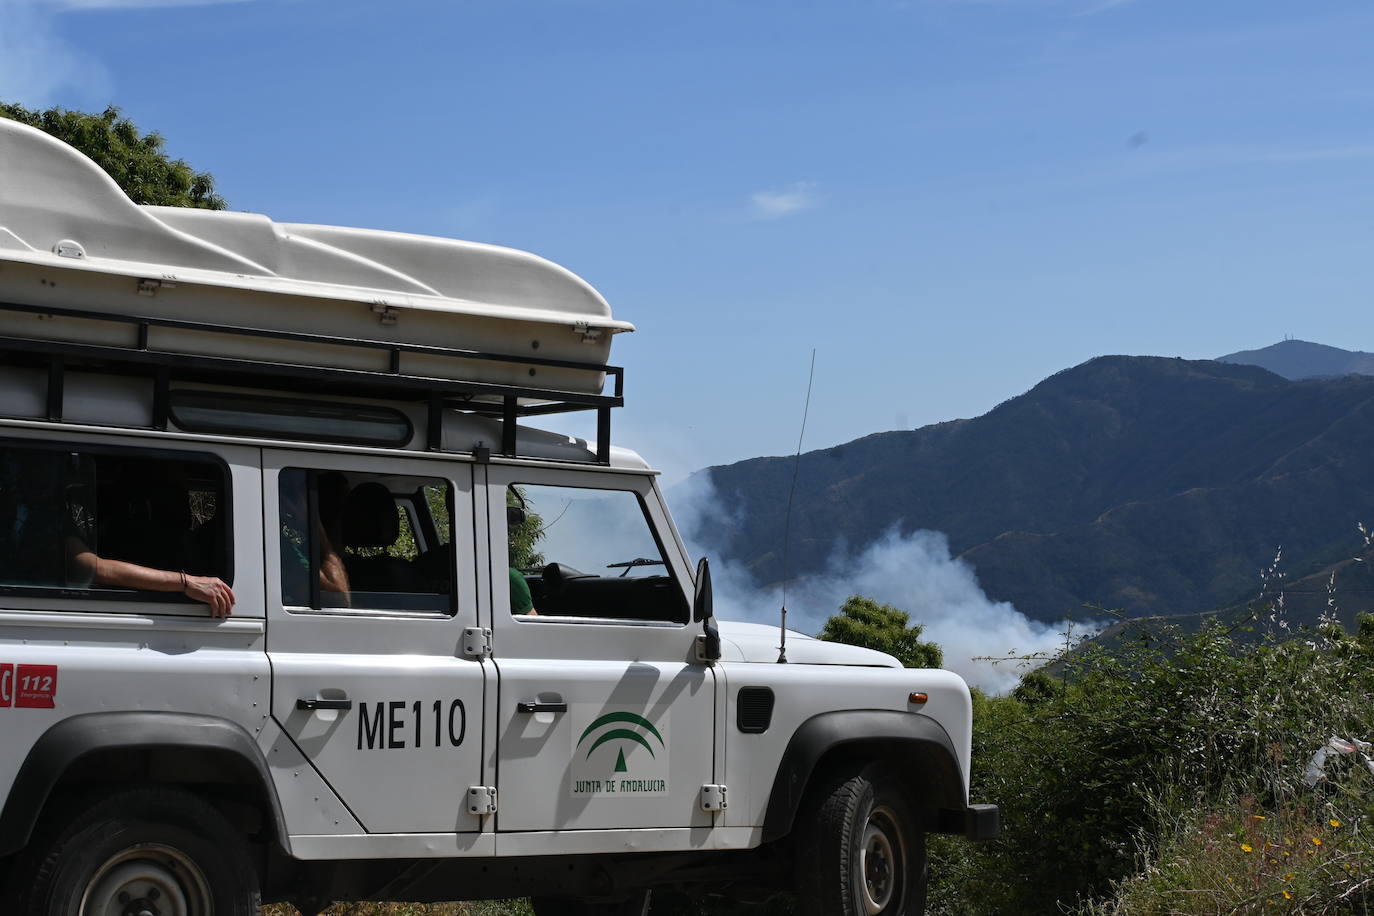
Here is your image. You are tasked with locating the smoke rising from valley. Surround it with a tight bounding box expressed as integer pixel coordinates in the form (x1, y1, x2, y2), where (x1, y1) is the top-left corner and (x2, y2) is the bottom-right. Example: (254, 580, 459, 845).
(672, 475, 1093, 694)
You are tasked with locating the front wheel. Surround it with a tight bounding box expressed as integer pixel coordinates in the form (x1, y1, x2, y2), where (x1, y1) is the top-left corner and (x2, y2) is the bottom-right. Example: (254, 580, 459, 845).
(20, 786, 260, 916)
(795, 764, 927, 916)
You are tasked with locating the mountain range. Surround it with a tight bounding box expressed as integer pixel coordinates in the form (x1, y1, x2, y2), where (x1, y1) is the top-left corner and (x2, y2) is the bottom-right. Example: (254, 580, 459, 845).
(1218, 339, 1374, 380)
(692, 344, 1374, 625)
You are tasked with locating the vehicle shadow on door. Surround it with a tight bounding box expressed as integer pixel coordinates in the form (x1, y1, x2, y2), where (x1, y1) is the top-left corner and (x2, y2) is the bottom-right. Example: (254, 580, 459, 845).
(497, 661, 712, 829)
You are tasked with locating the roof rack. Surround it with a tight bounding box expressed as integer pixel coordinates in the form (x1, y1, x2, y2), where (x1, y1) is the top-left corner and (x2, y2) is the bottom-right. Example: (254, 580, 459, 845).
(0, 299, 625, 465)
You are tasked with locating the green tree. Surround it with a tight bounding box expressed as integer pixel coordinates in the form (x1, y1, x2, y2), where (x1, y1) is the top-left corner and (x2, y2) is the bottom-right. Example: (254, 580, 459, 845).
(818, 595, 943, 668)
(0, 102, 226, 209)
(507, 486, 545, 570)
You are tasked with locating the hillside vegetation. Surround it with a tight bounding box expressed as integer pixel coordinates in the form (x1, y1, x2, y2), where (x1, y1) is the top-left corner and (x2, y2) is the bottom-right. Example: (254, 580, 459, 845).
(929, 601, 1374, 914)
(695, 356, 1374, 624)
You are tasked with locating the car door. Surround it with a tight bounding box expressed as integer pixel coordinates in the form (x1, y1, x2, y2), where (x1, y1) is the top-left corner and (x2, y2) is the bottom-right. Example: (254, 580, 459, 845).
(264, 449, 487, 834)
(484, 464, 716, 832)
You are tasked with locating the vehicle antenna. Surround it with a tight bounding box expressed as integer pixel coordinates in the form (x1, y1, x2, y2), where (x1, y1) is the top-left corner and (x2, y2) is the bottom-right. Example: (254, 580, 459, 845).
(778, 349, 816, 664)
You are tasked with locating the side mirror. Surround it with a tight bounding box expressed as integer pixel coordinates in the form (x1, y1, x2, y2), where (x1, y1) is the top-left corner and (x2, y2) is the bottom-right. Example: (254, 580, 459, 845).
(694, 557, 721, 663)
(693, 556, 713, 622)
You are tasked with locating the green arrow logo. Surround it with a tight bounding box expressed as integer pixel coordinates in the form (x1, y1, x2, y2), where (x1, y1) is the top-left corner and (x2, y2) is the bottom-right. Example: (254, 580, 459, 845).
(576, 711, 665, 761)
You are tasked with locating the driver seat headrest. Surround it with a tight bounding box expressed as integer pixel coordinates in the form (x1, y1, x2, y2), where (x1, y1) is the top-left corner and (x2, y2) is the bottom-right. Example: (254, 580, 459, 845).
(341, 482, 399, 549)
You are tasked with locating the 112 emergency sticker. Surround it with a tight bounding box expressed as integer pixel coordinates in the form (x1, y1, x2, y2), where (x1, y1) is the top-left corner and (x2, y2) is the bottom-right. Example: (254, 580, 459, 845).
(0, 664, 58, 709)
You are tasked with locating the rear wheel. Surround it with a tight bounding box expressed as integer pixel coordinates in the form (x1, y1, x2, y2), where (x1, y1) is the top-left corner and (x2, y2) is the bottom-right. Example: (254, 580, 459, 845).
(796, 764, 926, 916)
(21, 786, 260, 916)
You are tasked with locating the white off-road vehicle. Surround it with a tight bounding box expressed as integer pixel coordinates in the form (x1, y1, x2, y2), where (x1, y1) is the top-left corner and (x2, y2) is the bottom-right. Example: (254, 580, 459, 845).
(0, 118, 997, 916)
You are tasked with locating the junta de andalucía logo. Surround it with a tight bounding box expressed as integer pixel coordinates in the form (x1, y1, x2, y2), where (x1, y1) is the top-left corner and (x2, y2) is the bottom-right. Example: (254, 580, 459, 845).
(572, 711, 668, 795)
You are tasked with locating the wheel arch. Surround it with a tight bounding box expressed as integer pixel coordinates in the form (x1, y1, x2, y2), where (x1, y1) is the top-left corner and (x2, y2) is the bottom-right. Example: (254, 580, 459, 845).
(760, 710, 966, 844)
(0, 711, 289, 858)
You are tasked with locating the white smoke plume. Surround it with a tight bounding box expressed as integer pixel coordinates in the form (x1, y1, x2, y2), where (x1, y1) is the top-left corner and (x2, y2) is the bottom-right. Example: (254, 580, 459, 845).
(672, 474, 1095, 694)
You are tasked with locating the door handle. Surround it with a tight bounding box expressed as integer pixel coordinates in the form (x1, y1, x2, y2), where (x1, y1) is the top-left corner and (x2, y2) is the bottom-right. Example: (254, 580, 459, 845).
(517, 701, 568, 714)
(297, 698, 354, 711)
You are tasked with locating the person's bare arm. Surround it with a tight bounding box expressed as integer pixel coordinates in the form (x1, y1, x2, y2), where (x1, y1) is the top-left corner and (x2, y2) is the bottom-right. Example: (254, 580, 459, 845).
(316, 526, 351, 606)
(66, 538, 236, 618)
(319, 550, 351, 603)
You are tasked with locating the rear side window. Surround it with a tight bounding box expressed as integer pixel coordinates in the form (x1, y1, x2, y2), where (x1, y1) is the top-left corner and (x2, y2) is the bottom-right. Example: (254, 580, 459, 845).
(280, 468, 455, 615)
(0, 441, 231, 601)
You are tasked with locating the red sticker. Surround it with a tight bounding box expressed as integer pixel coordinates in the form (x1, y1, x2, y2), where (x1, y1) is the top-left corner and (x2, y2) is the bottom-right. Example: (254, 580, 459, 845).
(15, 665, 57, 709)
(0, 664, 12, 708)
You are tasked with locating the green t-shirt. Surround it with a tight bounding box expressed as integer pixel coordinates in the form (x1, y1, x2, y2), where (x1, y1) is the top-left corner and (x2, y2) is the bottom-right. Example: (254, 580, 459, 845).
(509, 567, 533, 614)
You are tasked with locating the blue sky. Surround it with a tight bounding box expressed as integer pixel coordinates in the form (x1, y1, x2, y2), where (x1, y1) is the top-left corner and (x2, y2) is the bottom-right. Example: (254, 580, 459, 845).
(3, 0, 1372, 481)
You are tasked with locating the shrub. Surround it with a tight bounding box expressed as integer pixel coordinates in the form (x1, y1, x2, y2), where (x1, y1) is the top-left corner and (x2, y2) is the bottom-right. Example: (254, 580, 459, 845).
(927, 613, 1374, 915)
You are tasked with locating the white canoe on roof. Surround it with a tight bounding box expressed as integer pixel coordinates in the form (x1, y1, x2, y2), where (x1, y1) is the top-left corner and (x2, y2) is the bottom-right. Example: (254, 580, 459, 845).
(0, 118, 631, 396)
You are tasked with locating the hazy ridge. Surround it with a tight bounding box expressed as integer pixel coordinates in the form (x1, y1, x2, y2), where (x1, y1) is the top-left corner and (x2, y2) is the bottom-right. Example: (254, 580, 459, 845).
(694, 351, 1374, 624)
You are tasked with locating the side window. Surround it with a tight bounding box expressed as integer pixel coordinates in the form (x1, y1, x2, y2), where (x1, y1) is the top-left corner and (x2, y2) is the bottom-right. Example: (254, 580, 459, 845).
(509, 484, 687, 624)
(279, 468, 454, 614)
(0, 441, 231, 601)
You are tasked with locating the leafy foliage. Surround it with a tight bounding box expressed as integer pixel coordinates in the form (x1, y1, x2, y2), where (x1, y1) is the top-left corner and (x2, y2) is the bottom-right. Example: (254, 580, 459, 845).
(507, 485, 545, 570)
(0, 102, 226, 209)
(928, 613, 1374, 915)
(817, 595, 943, 668)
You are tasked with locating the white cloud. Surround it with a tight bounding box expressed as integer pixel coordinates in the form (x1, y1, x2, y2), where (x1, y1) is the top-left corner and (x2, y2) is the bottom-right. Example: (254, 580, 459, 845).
(0, 0, 250, 108)
(749, 181, 819, 220)
(0, 0, 106, 106)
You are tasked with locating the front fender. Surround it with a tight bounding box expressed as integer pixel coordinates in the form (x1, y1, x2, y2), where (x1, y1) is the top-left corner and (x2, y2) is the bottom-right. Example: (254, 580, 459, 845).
(760, 709, 966, 843)
(0, 711, 288, 857)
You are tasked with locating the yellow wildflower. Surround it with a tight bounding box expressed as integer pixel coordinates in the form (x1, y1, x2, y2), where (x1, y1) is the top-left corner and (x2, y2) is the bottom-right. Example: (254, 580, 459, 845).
(1330, 818, 1341, 828)
(1241, 843, 1253, 853)
(1283, 891, 1292, 900)
(1311, 837, 1323, 846)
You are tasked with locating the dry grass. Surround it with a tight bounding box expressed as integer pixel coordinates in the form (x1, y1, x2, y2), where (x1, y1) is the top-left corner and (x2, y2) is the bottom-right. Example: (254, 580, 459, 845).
(262, 900, 531, 916)
(1083, 792, 1374, 915)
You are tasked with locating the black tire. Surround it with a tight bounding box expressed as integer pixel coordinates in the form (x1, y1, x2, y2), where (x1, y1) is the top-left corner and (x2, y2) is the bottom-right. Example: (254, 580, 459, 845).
(795, 764, 927, 916)
(20, 785, 260, 916)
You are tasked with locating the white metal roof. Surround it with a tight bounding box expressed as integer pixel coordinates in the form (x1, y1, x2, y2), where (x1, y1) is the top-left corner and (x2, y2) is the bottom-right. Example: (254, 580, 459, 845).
(0, 118, 633, 335)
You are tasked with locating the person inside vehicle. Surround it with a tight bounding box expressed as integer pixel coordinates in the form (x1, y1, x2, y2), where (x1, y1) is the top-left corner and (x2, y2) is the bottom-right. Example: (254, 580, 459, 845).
(280, 470, 351, 607)
(64, 460, 236, 617)
(65, 541, 237, 617)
